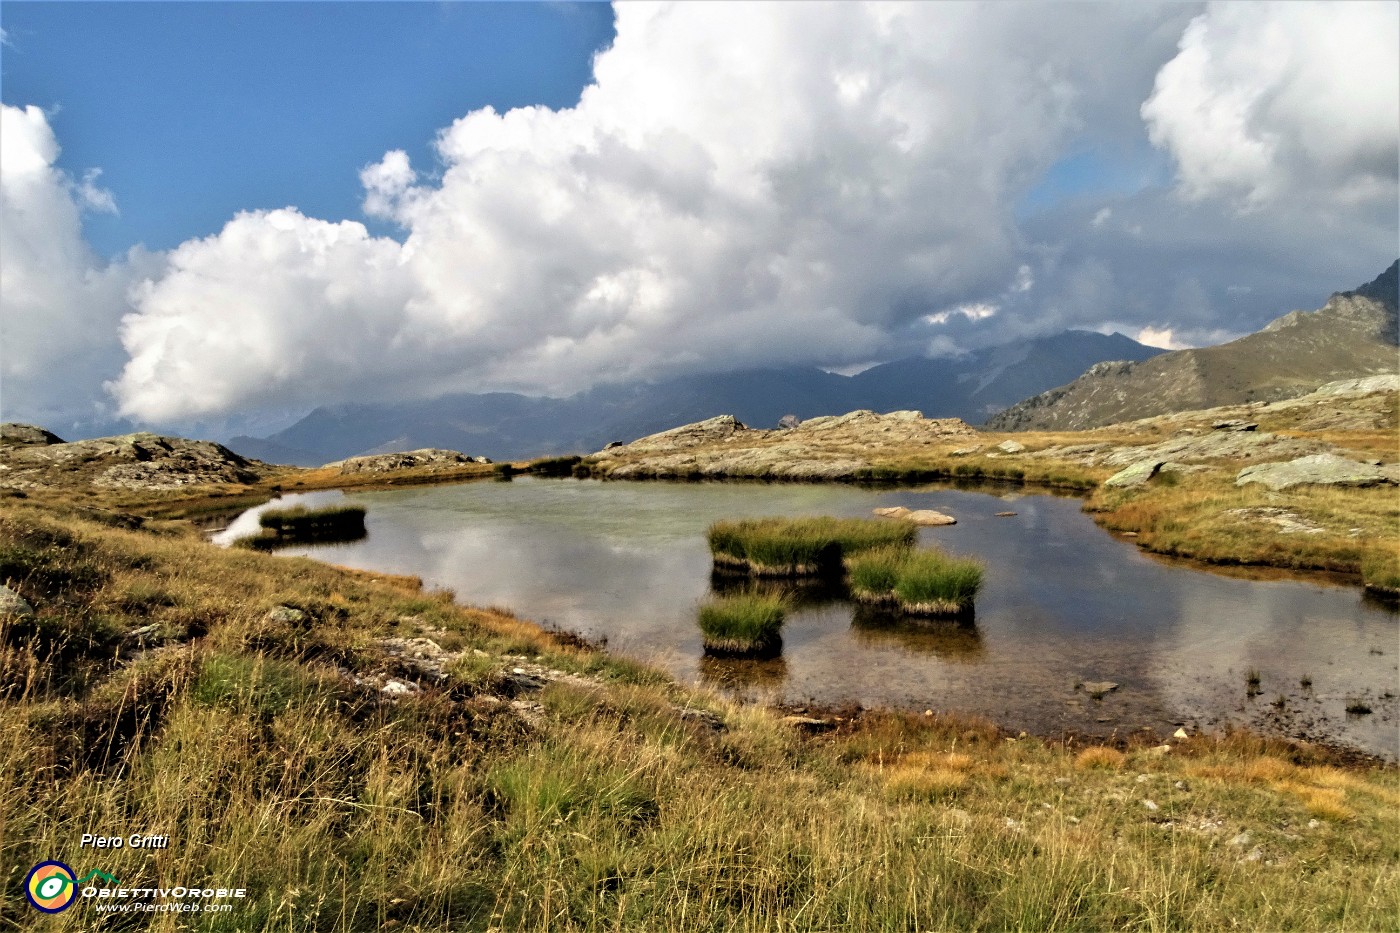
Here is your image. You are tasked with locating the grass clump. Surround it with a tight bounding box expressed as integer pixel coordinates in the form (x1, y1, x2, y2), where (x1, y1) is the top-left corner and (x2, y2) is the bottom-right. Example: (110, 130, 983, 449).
(236, 503, 367, 549)
(696, 592, 787, 657)
(708, 516, 916, 576)
(847, 546, 905, 598)
(1361, 550, 1400, 596)
(528, 455, 583, 477)
(848, 546, 983, 616)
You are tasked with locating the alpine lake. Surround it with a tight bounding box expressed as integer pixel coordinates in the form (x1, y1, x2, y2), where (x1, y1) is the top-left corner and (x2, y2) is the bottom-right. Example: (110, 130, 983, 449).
(214, 476, 1399, 758)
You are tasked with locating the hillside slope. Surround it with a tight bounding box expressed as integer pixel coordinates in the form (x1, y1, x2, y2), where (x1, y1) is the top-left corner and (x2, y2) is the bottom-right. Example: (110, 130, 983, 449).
(987, 263, 1399, 432)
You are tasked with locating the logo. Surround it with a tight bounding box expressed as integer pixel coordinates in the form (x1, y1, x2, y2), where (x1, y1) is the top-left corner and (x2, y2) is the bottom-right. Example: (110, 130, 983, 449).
(24, 861, 77, 913)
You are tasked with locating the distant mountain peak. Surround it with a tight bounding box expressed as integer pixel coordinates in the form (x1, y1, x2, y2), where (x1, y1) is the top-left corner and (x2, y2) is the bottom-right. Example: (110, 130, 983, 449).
(988, 262, 1400, 432)
(225, 329, 1161, 464)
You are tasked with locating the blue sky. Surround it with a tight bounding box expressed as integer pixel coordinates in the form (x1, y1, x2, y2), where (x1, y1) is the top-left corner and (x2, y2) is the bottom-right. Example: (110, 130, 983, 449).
(1, 1, 616, 256)
(1, 2, 1395, 437)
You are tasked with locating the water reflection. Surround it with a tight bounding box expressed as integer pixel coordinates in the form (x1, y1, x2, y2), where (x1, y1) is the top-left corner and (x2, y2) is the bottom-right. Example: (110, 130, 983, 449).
(698, 655, 790, 691)
(709, 572, 847, 608)
(849, 606, 985, 661)
(213, 477, 1400, 757)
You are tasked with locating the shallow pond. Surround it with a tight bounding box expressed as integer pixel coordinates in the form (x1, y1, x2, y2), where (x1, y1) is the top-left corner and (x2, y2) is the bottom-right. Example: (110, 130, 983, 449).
(215, 477, 1399, 756)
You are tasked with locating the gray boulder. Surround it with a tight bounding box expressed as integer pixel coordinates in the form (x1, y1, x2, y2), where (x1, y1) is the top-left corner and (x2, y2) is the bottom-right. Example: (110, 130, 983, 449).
(0, 585, 34, 619)
(1104, 460, 1164, 488)
(872, 506, 956, 525)
(906, 509, 957, 526)
(1236, 454, 1394, 491)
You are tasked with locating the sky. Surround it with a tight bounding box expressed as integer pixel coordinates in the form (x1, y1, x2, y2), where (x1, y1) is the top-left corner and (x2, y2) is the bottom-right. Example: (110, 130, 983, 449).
(2, 1, 1397, 440)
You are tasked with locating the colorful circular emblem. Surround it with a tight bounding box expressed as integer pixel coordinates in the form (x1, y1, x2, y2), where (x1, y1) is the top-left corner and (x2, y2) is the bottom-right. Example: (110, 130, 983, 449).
(25, 861, 77, 913)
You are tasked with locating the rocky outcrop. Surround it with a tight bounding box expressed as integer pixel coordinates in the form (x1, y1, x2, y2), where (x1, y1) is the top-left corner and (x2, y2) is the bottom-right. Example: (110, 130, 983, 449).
(620, 415, 749, 453)
(590, 410, 977, 480)
(1, 423, 64, 446)
(989, 262, 1399, 432)
(335, 448, 481, 474)
(0, 432, 265, 490)
(1236, 454, 1394, 492)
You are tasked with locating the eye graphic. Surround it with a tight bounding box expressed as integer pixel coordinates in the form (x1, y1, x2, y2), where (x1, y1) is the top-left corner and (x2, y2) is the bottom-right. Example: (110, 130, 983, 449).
(25, 862, 78, 913)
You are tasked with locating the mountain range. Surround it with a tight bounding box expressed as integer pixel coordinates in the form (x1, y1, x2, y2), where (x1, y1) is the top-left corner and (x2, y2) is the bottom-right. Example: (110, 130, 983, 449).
(988, 261, 1399, 432)
(228, 262, 1398, 465)
(229, 330, 1162, 465)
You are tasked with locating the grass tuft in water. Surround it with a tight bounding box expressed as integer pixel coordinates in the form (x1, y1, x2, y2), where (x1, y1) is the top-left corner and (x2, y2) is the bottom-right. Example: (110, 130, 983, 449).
(707, 516, 916, 576)
(696, 592, 787, 656)
(235, 503, 367, 550)
(847, 546, 983, 616)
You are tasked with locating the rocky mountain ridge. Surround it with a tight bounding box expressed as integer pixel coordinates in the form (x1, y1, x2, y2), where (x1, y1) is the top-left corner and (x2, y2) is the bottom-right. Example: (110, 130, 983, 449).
(987, 262, 1399, 432)
(230, 330, 1162, 465)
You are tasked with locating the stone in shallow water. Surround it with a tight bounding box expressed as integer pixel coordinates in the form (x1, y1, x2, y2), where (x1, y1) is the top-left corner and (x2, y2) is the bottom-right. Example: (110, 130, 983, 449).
(871, 506, 956, 525)
(906, 509, 956, 526)
(1080, 681, 1120, 698)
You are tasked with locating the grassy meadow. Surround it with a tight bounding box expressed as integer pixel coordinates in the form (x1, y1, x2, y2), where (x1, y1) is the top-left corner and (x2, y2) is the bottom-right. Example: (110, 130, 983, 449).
(1, 495, 1397, 931)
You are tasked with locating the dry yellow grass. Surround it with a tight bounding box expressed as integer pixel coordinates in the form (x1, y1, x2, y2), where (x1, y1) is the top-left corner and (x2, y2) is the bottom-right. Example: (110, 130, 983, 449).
(1075, 747, 1127, 770)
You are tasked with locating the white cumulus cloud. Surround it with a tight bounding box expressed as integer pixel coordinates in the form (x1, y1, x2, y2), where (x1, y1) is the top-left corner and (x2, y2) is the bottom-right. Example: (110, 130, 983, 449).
(0, 104, 157, 431)
(109, 1, 1190, 423)
(6, 2, 1394, 433)
(1142, 1, 1399, 209)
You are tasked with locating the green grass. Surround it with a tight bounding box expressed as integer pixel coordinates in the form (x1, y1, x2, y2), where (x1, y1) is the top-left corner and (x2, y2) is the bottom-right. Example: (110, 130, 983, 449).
(696, 592, 787, 656)
(3, 498, 1399, 931)
(848, 546, 984, 615)
(259, 503, 366, 537)
(846, 545, 906, 600)
(707, 516, 916, 576)
(1362, 550, 1400, 595)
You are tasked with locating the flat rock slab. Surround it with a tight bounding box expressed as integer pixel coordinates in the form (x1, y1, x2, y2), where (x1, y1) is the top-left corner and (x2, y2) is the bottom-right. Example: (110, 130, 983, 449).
(1080, 681, 1120, 697)
(1104, 460, 1163, 488)
(782, 715, 836, 732)
(907, 509, 957, 526)
(1236, 454, 1393, 491)
(873, 506, 956, 525)
(1225, 507, 1326, 535)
